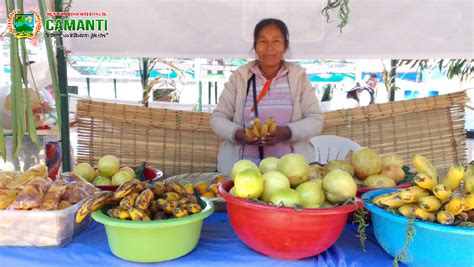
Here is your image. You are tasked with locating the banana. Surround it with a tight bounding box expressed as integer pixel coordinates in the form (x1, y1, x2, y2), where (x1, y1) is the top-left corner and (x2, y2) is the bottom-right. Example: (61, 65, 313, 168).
(432, 184, 452, 201)
(444, 195, 465, 215)
(251, 125, 261, 138)
(244, 128, 254, 139)
(399, 186, 430, 203)
(119, 193, 139, 209)
(156, 198, 168, 206)
(182, 193, 198, 204)
(379, 192, 406, 209)
(418, 195, 441, 212)
(464, 194, 474, 211)
(178, 198, 191, 208)
(107, 208, 131, 220)
(260, 124, 269, 136)
(373, 191, 398, 206)
(398, 204, 418, 218)
(464, 173, 474, 194)
(135, 189, 154, 210)
(442, 164, 464, 191)
(186, 203, 203, 214)
(161, 200, 179, 214)
(128, 207, 151, 221)
(436, 210, 455, 225)
(268, 120, 277, 133)
(114, 180, 141, 199)
(173, 207, 189, 218)
(414, 173, 437, 190)
(76, 191, 114, 223)
(151, 182, 166, 197)
(412, 154, 438, 181)
(252, 118, 261, 131)
(163, 192, 181, 202)
(149, 200, 160, 213)
(413, 207, 436, 222)
(167, 183, 187, 195)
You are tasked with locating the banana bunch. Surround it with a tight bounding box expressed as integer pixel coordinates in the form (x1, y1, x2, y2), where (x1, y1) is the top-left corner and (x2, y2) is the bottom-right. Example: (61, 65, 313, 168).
(373, 162, 474, 226)
(75, 179, 204, 223)
(244, 118, 277, 139)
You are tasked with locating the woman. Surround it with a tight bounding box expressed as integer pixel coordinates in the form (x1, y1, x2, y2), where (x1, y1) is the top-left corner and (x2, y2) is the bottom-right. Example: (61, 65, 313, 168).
(210, 18, 324, 173)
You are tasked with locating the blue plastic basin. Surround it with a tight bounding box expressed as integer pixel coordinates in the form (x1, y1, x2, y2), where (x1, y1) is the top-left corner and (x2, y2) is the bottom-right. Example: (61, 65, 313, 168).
(363, 189, 474, 267)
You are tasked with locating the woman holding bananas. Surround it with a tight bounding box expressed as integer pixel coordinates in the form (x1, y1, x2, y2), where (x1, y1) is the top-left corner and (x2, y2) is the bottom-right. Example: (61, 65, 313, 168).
(210, 18, 324, 172)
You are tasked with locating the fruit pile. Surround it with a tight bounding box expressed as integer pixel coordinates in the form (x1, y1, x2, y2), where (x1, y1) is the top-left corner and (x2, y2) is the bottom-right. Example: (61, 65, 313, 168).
(73, 155, 140, 186)
(244, 118, 277, 139)
(229, 153, 358, 209)
(373, 155, 474, 225)
(180, 176, 225, 198)
(76, 179, 204, 222)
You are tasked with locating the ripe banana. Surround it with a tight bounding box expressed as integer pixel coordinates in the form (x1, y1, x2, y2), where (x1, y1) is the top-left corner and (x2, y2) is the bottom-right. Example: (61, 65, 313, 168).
(414, 173, 437, 190)
(464, 194, 474, 211)
(436, 210, 455, 225)
(114, 180, 141, 199)
(412, 154, 438, 182)
(151, 182, 166, 197)
(413, 207, 436, 222)
(432, 184, 452, 201)
(442, 164, 464, 191)
(167, 183, 187, 195)
(260, 124, 269, 136)
(173, 207, 189, 218)
(373, 191, 399, 206)
(379, 192, 406, 209)
(135, 188, 154, 210)
(163, 192, 181, 202)
(418, 195, 441, 212)
(107, 208, 131, 220)
(119, 193, 139, 209)
(253, 118, 261, 131)
(244, 128, 254, 139)
(251, 125, 261, 138)
(76, 191, 114, 223)
(464, 173, 474, 194)
(128, 207, 151, 221)
(444, 195, 465, 215)
(268, 120, 277, 133)
(399, 186, 430, 203)
(398, 204, 418, 218)
(154, 211, 169, 220)
(186, 203, 203, 214)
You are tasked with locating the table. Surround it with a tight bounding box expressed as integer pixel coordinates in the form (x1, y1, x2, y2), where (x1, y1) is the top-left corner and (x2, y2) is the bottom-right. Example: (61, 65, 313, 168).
(0, 213, 404, 267)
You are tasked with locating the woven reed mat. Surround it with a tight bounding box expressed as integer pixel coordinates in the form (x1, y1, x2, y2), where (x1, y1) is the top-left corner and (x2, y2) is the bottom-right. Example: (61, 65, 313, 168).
(76, 91, 467, 178)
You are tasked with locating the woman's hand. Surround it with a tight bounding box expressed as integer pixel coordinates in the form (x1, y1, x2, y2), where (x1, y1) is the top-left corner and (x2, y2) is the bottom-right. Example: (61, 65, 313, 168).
(235, 129, 262, 145)
(261, 126, 291, 146)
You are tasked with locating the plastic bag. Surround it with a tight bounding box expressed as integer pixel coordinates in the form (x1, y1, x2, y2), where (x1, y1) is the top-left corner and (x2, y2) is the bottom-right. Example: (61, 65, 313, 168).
(9, 177, 51, 210)
(0, 189, 20, 209)
(39, 184, 66, 210)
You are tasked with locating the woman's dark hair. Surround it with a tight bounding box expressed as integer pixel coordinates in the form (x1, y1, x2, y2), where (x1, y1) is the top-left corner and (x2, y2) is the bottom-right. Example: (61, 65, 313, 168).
(253, 18, 289, 50)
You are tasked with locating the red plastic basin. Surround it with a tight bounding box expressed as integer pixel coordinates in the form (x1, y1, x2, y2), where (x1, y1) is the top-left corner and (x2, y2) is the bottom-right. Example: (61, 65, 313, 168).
(356, 183, 412, 198)
(96, 166, 163, 192)
(218, 180, 363, 260)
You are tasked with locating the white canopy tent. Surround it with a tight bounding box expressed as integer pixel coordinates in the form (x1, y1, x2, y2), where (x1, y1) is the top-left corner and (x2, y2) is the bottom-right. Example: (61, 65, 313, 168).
(64, 0, 474, 59)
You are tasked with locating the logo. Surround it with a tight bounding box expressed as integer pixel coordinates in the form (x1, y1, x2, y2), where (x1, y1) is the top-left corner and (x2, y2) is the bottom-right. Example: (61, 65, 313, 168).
(7, 9, 42, 39)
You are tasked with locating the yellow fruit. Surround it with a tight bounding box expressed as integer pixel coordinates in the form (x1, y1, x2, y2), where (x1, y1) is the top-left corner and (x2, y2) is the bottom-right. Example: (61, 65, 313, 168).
(234, 168, 264, 199)
(252, 118, 261, 131)
(399, 186, 430, 203)
(183, 183, 195, 194)
(111, 171, 133, 186)
(381, 165, 405, 183)
(194, 182, 208, 195)
(418, 195, 441, 212)
(464, 194, 474, 211)
(252, 125, 261, 138)
(381, 154, 405, 168)
(432, 184, 452, 201)
(436, 211, 455, 225)
(97, 155, 121, 178)
(244, 128, 254, 139)
(260, 124, 269, 136)
(412, 154, 438, 181)
(414, 173, 437, 190)
(379, 192, 406, 209)
(72, 163, 95, 182)
(413, 207, 436, 222)
(442, 164, 464, 191)
(398, 204, 418, 218)
(444, 196, 465, 215)
(364, 174, 396, 188)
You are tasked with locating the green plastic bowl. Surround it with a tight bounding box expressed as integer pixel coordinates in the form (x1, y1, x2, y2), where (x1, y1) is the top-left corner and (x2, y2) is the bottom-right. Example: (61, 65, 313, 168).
(91, 198, 214, 263)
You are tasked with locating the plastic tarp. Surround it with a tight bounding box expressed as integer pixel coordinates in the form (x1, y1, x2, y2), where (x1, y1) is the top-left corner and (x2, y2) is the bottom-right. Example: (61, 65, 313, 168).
(64, 0, 473, 59)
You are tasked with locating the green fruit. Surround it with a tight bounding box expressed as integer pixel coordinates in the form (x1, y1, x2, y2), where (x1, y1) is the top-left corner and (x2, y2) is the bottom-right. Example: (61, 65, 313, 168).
(270, 188, 302, 207)
(259, 157, 280, 174)
(295, 180, 325, 208)
(230, 160, 259, 181)
(260, 171, 290, 202)
(97, 155, 120, 178)
(322, 169, 357, 204)
(324, 160, 354, 176)
(364, 174, 396, 188)
(277, 153, 309, 188)
(111, 171, 133, 185)
(92, 176, 112, 186)
(234, 168, 263, 199)
(72, 163, 95, 182)
(351, 148, 382, 180)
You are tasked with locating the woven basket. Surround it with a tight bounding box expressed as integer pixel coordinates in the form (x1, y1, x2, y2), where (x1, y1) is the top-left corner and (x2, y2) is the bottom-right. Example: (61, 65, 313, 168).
(76, 91, 467, 178)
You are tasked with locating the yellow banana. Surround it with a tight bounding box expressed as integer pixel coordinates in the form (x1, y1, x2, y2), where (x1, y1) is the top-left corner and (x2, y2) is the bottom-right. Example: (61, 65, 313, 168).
(399, 186, 430, 203)
(464, 194, 474, 211)
(107, 208, 130, 220)
(244, 128, 254, 139)
(151, 182, 166, 197)
(379, 192, 406, 209)
(413, 207, 436, 222)
(114, 180, 141, 199)
(128, 207, 151, 221)
(161, 200, 179, 214)
(252, 125, 261, 138)
(442, 164, 464, 191)
(412, 154, 438, 181)
(252, 118, 261, 131)
(398, 204, 418, 218)
(373, 191, 398, 207)
(181, 193, 198, 204)
(163, 192, 181, 202)
(186, 203, 203, 214)
(444, 195, 465, 215)
(135, 188, 154, 210)
(173, 207, 189, 218)
(268, 120, 277, 133)
(464, 175, 474, 194)
(418, 195, 441, 212)
(414, 173, 437, 190)
(119, 193, 139, 209)
(149, 200, 160, 213)
(432, 184, 452, 201)
(436, 210, 455, 225)
(76, 191, 114, 223)
(260, 124, 269, 136)
(167, 182, 187, 195)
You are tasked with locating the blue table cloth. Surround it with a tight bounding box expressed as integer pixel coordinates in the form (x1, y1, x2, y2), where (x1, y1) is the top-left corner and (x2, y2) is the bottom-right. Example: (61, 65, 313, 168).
(0, 213, 403, 266)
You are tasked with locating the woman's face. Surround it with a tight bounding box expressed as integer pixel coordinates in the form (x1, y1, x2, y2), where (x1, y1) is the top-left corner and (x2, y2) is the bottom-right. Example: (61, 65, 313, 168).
(255, 24, 286, 69)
